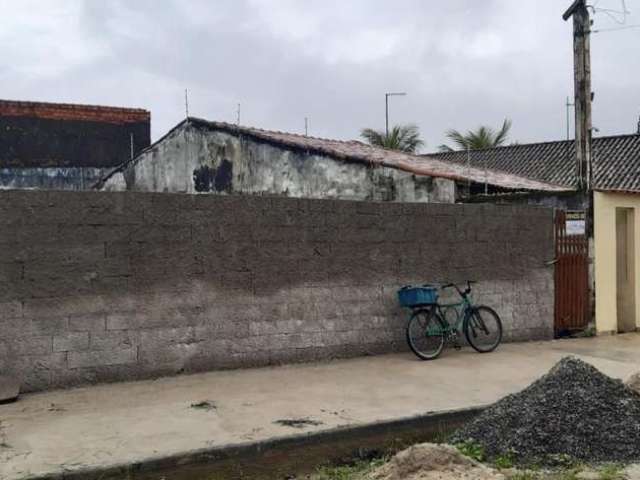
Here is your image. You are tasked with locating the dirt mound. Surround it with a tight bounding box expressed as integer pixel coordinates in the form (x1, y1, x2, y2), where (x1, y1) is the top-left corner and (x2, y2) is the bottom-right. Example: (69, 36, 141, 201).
(451, 357, 640, 464)
(367, 443, 504, 480)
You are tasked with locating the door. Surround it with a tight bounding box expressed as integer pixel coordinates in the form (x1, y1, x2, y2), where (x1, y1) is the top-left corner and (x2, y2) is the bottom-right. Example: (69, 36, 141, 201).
(554, 210, 590, 335)
(616, 207, 636, 332)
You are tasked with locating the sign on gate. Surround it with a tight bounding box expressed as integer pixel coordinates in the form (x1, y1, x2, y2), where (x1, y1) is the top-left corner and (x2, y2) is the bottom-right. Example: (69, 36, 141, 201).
(565, 210, 586, 236)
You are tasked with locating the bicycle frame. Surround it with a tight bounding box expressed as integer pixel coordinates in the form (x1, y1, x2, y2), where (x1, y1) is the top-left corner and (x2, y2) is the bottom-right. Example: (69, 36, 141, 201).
(420, 283, 476, 337)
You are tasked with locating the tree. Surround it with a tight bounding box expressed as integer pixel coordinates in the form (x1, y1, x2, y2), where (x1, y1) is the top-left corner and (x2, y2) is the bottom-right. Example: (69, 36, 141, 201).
(360, 124, 424, 154)
(438, 119, 512, 152)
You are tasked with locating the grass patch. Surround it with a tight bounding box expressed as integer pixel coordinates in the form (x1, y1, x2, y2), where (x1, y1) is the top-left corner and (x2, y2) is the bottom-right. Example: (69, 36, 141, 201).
(510, 472, 539, 480)
(456, 441, 486, 462)
(598, 464, 625, 480)
(494, 451, 516, 469)
(548, 466, 582, 480)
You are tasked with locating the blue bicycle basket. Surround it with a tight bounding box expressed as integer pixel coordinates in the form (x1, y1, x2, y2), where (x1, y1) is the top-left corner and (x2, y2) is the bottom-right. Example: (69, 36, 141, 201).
(397, 285, 439, 307)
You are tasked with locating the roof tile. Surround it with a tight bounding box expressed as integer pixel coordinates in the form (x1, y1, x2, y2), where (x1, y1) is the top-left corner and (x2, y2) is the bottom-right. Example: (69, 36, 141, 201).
(422, 134, 640, 193)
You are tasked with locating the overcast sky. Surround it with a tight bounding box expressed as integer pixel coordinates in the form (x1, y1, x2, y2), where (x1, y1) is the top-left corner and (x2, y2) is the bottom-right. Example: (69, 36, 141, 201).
(2, 0, 639, 152)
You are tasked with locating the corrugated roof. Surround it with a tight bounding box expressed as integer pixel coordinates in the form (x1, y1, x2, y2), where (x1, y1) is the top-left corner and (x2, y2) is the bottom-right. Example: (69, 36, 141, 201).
(422, 133, 640, 193)
(110, 118, 562, 192)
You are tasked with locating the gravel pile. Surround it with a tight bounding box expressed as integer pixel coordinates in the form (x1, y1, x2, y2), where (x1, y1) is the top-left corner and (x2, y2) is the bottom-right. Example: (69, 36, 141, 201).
(451, 357, 640, 464)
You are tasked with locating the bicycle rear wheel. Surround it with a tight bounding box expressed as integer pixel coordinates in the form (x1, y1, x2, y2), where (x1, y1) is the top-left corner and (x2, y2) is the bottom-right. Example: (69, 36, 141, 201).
(406, 308, 446, 360)
(464, 306, 502, 353)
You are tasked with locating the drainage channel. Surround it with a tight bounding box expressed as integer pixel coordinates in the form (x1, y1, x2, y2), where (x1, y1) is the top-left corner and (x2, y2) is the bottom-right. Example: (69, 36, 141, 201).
(35, 407, 483, 480)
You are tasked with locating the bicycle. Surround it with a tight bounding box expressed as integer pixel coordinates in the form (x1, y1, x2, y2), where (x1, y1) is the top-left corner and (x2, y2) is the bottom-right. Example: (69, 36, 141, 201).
(398, 281, 503, 360)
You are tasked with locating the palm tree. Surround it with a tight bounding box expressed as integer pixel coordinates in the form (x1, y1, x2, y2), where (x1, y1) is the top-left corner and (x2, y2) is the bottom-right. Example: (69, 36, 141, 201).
(360, 124, 424, 153)
(438, 119, 512, 152)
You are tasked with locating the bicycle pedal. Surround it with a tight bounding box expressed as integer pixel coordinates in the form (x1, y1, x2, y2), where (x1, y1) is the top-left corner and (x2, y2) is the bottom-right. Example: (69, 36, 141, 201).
(453, 344, 462, 350)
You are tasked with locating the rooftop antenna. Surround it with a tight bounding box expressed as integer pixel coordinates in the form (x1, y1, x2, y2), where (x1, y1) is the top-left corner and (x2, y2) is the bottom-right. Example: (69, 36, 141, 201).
(637, 114, 640, 134)
(305, 117, 309, 136)
(484, 156, 488, 195)
(566, 96, 575, 140)
(236, 103, 241, 126)
(466, 147, 471, 194)
(184, 89, 189, 119)
(385, 92, 407, 137)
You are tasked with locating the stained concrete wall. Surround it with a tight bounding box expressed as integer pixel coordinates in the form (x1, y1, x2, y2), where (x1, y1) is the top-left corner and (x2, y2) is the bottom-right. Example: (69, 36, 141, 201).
(0, 167, 111, 191)
(0, 191, 554, 392)
(467, 192, 587, 211)
(103, 122, 455, 203)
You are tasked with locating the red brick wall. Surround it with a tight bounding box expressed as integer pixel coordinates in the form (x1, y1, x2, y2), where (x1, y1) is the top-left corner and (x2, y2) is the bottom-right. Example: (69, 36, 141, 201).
(0, 100, 150, 125)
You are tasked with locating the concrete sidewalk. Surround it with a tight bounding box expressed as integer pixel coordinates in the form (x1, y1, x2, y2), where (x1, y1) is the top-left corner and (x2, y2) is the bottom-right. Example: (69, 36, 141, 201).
(2, 334, 640, 480)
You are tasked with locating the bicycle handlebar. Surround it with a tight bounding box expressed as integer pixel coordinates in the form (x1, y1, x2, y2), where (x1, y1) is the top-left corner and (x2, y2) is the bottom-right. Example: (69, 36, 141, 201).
(441, 281, 477, 296)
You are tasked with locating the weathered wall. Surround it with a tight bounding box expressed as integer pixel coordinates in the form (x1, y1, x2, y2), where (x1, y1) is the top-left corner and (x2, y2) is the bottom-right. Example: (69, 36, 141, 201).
(0, 100, 151, 190)
(0, 167, 111, 191)
(466, 192, 587, 211)
(103, 122, 455, 203)
(0, 191, 554, 392)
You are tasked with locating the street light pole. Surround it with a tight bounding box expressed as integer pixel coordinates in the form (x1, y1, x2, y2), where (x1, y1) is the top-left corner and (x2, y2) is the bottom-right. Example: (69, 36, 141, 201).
(385, 92, 406, 137)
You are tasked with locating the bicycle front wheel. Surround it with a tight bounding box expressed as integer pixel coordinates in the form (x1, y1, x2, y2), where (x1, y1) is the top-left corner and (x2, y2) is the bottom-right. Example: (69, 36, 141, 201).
(406, 308, 446, 360)
(464, 306, 503, 353)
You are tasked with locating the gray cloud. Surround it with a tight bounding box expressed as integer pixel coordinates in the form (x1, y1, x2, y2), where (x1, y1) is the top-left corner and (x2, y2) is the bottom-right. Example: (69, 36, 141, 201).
(1, 0, 639, 152)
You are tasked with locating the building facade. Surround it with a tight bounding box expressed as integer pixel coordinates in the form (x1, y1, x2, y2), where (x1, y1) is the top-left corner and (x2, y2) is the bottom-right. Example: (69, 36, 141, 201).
(99, 118, 562, 203)
(594, 190, 640, 335)
(429, 133, 640, 334)
(0, 100, 151, 190)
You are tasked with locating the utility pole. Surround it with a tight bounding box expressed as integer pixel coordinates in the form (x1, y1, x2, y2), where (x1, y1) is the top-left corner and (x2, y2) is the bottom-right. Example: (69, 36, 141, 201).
(385, 92, 406, 137)
(637, 114, 640, 134)
(563, 0, 593, 191)
(304, 117, 309, 136)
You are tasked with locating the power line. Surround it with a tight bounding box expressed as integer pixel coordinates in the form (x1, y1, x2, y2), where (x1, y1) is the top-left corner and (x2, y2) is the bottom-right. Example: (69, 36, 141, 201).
(593, 23, 640, 32)
(590, 0, 631, 20)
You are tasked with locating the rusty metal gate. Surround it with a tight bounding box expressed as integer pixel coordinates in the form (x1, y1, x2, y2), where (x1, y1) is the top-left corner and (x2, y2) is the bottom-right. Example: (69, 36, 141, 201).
(554, 210, 590, 334)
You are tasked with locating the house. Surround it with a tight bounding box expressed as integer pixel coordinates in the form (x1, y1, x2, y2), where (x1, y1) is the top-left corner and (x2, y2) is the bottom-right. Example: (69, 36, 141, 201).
(594, 189, 640, 336)
(0, 99, 151, 190)
(422, 133, 640, 208)
(97, 117, 564, 203)
(424, 133, 640, 335)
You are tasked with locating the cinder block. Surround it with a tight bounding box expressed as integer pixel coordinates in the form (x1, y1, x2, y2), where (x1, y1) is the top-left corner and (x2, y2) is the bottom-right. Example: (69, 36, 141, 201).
(23, 296, 107, 320)
(53, 332, 89, 352)
(7, 352, 67, 393)
(68, 347, 137, 369)
(14, 336, 52, 355)
(90, 330, 138, 351)
(139, 327, 196, 346)
(195, 320, 249, 341)
(138, 342, 202, 368)
(69, 314, 106, 332)
(0, 301, 22, 320)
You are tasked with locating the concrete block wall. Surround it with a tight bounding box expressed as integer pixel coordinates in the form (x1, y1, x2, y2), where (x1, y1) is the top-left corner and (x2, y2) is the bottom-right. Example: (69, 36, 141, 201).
(0, 191, 554, 392)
